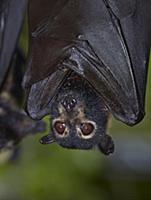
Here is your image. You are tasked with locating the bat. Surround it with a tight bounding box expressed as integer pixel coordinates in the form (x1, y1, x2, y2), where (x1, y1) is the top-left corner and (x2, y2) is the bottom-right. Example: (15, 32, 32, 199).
(0, 51, 45, 162)
(23, 0, 151, 154)
(0, 0, 27, 88)
(0, 98, 45, 162)
(0, 0, 46, 156)
(0, 45, 46, 153)
(0, 100, 45, 150)
(39, 71, 115, 155)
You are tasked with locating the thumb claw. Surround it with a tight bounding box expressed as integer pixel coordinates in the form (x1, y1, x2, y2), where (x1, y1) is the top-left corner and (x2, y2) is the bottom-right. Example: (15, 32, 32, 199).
(40, 134, 54, 145)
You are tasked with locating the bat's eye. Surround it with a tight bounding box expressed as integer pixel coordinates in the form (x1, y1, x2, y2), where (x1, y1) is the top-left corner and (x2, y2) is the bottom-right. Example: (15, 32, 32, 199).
(80, 122, 94, 136)
(54, 121, 66, 135)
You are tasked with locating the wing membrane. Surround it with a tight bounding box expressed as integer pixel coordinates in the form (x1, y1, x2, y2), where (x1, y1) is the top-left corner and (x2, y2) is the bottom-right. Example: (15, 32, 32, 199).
(0, 0, 27, 87)
(25, 0, 151, 124)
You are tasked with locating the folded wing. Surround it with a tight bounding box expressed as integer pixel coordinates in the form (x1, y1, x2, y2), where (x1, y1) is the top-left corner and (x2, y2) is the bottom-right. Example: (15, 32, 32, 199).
(0, 0, 27, 87)
(25, 0, 151, 125)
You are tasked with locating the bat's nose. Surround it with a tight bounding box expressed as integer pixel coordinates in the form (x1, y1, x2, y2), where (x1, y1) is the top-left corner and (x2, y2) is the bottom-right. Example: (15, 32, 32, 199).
(61, 96, 77, 112)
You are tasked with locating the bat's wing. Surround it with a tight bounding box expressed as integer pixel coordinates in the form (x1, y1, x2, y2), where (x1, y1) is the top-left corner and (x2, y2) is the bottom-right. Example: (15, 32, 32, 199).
(105, 0, 151, 123)
(0, 0, 27, 87)
(23, 0, 73, 119)
(24, 0, 151, 125)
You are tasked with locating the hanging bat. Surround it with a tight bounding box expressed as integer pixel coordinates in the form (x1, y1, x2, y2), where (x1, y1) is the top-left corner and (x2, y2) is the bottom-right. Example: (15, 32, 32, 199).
(0, 45, 46, 153)
(0, 0, 46, 157)
(0, 0, 27, 88)
(0, 54, 45, 164)
(23, 0, 151, 154)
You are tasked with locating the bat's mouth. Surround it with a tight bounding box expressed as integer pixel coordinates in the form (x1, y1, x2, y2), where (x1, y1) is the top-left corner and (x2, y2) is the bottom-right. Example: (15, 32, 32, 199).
(61, 95, 77, 113)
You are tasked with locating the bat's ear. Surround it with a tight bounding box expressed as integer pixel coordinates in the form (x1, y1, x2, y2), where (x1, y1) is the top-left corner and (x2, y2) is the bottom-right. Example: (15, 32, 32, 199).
(98, 134, 114, 155)
(40, 134, 55, 145)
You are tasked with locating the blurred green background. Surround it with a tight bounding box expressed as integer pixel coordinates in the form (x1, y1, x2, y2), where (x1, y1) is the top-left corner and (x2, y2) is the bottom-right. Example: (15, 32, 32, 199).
(0, 23, 151, 200)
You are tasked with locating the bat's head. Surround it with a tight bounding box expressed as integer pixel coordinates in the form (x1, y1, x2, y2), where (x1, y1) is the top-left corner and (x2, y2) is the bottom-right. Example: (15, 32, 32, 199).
(40, 73, 114, 155)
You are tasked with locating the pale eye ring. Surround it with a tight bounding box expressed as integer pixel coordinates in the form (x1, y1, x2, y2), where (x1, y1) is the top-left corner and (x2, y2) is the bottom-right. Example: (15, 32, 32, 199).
(80, 123, 94, 135)
(77, 121, 96, 139)
(53, 121, 66, 136)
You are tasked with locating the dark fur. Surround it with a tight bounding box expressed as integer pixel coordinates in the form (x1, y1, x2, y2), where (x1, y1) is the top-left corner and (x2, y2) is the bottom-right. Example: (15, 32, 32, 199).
(41, 73, 114, 155)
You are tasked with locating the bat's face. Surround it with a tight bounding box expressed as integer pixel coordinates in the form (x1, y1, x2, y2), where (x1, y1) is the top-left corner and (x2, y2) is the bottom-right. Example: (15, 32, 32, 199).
(40, 73, 114, 154)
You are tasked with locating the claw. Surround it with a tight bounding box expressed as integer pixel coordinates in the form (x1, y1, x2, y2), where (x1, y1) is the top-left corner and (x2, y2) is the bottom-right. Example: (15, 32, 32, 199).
(40, 134, 55, 145)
